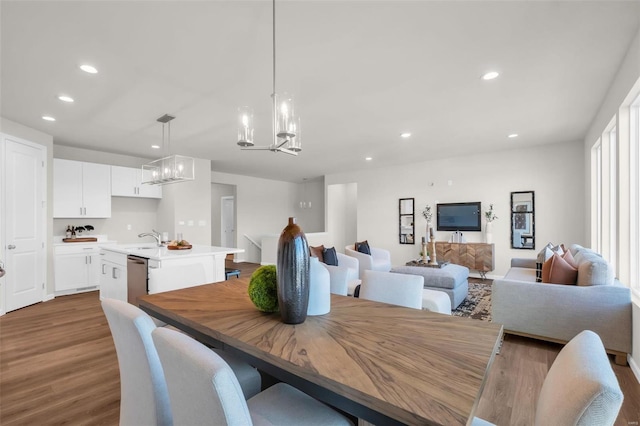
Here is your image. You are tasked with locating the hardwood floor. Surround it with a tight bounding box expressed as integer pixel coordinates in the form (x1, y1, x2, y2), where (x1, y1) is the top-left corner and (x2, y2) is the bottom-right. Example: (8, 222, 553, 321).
(1, 261, 638, 425)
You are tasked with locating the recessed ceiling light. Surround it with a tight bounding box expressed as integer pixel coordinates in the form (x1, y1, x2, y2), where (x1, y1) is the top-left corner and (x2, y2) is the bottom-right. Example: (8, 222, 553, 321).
(365, 157, 372, 161)
(508, 133, 519, 138)
(151, 145, 160, 149)
(58, 95, 74, 103)
(80, 64, 98, 74)
(42, 115, 56, 121)
(400, 132, 411, 138)
(481, 71, 499, 80)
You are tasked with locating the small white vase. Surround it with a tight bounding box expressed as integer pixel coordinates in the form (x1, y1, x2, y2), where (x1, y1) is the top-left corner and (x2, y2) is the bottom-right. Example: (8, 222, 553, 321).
(485, 221, 493, 244)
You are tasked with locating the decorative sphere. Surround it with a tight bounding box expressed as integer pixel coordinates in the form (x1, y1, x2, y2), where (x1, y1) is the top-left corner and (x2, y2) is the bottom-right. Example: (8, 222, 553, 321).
(248, 265, 279, 313)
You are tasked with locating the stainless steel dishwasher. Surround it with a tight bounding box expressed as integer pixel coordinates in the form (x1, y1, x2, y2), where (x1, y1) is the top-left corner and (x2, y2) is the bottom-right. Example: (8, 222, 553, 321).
(127, 255, 148, 305)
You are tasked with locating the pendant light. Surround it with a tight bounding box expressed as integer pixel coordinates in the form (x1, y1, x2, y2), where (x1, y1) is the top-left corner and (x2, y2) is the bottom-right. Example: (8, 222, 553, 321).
(142, 114, 195, 185)
(237, 0, 300, 155)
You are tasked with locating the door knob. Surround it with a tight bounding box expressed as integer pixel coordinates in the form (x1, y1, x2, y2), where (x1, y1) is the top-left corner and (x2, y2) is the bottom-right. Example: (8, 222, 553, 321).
(7, 245, 16, 250)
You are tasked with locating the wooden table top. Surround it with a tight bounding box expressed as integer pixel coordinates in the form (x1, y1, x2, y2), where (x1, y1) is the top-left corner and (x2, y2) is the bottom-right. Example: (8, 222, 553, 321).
(139, 281, 503, 426)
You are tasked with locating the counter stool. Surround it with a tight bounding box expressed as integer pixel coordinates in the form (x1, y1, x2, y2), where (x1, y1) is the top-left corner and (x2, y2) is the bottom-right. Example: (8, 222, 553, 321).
(225, 268, 240, 280)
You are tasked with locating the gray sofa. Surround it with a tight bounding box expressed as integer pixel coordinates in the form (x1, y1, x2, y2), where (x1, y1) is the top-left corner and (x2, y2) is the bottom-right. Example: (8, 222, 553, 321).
(492, 244, 632, 364)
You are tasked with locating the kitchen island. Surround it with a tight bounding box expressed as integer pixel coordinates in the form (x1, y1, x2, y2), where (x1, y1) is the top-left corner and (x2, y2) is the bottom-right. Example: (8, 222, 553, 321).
(100, 244, 244, 303)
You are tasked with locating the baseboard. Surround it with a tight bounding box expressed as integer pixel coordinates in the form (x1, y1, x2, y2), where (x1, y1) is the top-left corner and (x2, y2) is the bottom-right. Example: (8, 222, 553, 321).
(629, 354, 640, 384)
(44, 293, 55, 302)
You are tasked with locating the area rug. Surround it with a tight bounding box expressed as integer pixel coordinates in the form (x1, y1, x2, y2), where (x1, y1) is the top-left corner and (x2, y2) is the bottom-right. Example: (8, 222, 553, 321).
(451, 279, 492, 321)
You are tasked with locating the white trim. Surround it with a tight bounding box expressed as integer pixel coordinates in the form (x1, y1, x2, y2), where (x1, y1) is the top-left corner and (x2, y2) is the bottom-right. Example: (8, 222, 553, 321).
(44, 293, 55, 302)
(629, 352, 640, 384)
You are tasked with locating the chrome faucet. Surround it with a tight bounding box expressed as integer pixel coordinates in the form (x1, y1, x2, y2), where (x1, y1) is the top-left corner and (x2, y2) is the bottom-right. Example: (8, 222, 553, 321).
(138, 229, 162, 247)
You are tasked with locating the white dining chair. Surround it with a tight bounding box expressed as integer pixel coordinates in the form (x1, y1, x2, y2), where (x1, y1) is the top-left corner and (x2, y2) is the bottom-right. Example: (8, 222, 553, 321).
(102, 298, 262, 426)
(359, 270, 424, 310)
(152, 326, 354, 426)
(473, 330, 623, 426)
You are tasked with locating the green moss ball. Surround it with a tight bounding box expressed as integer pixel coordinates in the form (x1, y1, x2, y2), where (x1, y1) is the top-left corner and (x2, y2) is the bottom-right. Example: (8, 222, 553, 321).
(248, 265, 279, 313)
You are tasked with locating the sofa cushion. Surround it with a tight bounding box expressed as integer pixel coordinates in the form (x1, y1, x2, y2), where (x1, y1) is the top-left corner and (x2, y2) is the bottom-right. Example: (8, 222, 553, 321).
(542, 253, 578, 285)
(355, 240, 371, 255)
(309, 245, 325, 263)
(503, 267, 537, 282)
(576, 251, 614, 286)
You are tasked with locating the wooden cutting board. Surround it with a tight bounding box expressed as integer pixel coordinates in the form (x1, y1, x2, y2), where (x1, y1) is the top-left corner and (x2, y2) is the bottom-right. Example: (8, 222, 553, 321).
(62, 237, 98, 243)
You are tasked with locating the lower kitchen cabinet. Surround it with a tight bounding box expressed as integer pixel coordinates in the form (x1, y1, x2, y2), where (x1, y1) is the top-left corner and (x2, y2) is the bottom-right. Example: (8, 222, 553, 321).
(100, 251, 127, 301)
(54, 243, 114, 294)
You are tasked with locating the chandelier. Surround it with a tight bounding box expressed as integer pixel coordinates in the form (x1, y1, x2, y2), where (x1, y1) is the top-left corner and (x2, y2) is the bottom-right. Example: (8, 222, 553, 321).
(142, 114, 195, 185)
(237, 0, 300, 155)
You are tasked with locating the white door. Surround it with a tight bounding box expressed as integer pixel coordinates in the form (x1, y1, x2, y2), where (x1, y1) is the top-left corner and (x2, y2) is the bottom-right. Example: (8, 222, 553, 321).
(3, 136, 46, 312)
(221, 196, 235, 248)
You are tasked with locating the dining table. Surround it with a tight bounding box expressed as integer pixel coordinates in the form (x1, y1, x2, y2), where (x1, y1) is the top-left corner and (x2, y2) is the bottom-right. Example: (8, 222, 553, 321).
(139, 280, 503, 426)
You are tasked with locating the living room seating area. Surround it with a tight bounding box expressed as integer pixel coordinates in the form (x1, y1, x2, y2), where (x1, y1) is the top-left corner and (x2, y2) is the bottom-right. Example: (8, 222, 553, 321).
(493, 244, 632, 364)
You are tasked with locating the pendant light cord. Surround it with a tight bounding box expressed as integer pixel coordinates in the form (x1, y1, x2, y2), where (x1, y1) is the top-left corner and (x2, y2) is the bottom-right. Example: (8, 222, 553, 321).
(272, 0, 277, 147)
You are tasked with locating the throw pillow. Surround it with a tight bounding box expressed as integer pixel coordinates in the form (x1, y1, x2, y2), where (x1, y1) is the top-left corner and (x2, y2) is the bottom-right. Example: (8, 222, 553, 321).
(323, 247, 339, 266)
(355, 240, 371, 255)
(536, 243, 554, 282)
(309, 245, 325, 263)
(562, 250, 578, 268)
(542, 252, 578, 285)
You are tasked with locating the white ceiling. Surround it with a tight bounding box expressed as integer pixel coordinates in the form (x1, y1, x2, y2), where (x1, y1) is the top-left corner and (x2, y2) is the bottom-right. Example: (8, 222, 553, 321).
(2, 1, 639, 182)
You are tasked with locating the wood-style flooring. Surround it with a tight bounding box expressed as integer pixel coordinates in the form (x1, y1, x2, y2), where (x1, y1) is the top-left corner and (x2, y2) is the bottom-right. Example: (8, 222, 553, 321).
(1, 261, 638, 425)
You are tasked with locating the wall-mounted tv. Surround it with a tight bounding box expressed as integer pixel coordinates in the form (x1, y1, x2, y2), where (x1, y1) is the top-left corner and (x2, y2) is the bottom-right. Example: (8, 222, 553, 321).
(436, 202, 481, 232)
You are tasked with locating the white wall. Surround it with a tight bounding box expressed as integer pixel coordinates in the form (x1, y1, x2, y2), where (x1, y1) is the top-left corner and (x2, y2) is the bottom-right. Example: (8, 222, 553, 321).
(295, 178, 325, 233)
(211, 171, 301, 263)
(158, 158, 212, 245)
(1, 117, 54, 296)
(327, 183, 358, 253)
(325, 141, 585, 278)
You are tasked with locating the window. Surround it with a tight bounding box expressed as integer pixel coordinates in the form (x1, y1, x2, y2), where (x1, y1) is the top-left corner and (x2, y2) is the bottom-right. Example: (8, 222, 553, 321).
(591, 78, 640, 297)
(631, 94, 640, 294)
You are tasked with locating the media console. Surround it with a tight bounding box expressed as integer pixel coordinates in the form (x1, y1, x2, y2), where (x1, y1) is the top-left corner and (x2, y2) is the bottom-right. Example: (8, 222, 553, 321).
(435, 242, 495, 279)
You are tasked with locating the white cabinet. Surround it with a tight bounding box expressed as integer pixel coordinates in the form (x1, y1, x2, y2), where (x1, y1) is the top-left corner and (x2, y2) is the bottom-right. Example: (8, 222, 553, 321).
(111, 165, 162, 199)
(54, 243, 112, 293)
(53, 159, 111, 218)
(100, 251, 127, 302)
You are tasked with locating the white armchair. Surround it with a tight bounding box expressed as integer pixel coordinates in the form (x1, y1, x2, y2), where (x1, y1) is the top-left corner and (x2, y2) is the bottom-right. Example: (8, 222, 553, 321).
(345, 244, 391, 278)
(322, 253, 360, 296)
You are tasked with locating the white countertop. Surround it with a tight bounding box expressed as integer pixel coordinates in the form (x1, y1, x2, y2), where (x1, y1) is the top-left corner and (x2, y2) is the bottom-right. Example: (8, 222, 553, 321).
(101, 243, 244, 261)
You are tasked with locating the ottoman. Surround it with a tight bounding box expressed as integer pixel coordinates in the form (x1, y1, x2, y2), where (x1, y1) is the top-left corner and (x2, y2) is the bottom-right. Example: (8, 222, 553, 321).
(391, 264, 469, 309)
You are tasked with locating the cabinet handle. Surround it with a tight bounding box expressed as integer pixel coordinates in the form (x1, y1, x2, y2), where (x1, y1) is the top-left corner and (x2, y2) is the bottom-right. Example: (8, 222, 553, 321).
(80, 207, 83, 215)
(102, 264, 107, 274)
(88, 256, 92, 264)
(112, 268, 119, 279)
(8, 245, 16, 250)
(85, 256, 88, 265)
(84, 207, 87, 215)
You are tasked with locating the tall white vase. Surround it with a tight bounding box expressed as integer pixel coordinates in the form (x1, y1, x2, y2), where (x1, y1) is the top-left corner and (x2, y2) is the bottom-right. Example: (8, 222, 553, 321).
(485, 221, 493, 244)
(307, 257, 330, 316)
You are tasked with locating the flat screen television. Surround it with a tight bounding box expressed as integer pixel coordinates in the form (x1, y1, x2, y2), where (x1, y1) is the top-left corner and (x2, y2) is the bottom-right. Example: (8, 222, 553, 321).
(436, 202, 481, 232)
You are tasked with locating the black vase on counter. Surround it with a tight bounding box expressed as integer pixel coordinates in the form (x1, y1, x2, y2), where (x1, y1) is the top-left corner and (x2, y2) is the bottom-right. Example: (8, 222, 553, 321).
(276, 217, 310, 324)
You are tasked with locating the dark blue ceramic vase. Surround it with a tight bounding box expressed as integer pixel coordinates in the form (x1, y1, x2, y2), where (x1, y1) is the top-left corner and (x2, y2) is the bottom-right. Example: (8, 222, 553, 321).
(276, 217, 310, 324)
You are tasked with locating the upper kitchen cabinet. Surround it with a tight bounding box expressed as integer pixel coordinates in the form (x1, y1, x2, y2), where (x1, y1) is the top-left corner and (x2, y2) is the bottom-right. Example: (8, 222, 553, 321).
(111, 165, 162, 199)
(53, 159, 111, 218)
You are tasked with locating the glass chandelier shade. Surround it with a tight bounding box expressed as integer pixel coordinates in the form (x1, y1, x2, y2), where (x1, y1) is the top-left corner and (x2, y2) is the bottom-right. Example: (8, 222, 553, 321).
(287, 118, 301, 152)
(237, 107, 254, 147)
(275, 93, 296, 139)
